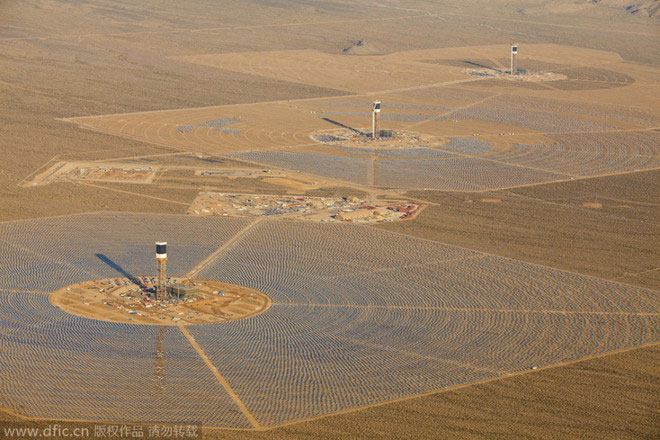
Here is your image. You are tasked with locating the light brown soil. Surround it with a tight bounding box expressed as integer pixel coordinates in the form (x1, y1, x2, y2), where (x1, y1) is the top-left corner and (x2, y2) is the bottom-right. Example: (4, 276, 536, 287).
(63, 44, 652, 159)
(261, 176, 318, 191)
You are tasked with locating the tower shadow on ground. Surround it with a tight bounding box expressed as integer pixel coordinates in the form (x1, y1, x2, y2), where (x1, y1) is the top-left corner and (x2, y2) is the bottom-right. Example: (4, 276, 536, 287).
(95, 253, 142, 285)
(463, 60, 502, 73)
(322, 117, 363, 135)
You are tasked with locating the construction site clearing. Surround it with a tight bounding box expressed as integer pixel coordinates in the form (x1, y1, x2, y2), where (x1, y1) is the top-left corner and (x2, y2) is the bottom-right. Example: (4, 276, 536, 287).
(50, 277, 271, 325)
(23, 159, 323, 190)
(187, 192, 421, 223)
(26, 161, 160, 186)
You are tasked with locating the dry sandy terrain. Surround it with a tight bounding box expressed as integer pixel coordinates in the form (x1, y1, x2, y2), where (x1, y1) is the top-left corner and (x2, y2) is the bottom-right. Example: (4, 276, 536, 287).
(1, 0, 659, 438)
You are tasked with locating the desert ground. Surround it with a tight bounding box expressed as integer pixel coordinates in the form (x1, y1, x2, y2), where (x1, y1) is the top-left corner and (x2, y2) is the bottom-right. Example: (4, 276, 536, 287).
(0, 0, 658, 438)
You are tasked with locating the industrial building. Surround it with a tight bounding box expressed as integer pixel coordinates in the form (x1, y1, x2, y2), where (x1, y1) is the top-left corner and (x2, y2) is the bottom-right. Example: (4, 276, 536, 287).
(167, 283, 198, 299)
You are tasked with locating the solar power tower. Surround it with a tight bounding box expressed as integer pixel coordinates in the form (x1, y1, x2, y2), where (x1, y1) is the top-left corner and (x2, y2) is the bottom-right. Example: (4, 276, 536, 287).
(156, 241, 167, 300)
(511, 44, 518, 75)
(372, 101, 381, 139)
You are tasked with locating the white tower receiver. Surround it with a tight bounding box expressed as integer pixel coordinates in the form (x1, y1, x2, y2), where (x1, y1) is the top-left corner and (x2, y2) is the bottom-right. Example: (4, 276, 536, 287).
(511, 44, 518, 75)
(156, 241, 167, 300)
(372, 101, 381, 140)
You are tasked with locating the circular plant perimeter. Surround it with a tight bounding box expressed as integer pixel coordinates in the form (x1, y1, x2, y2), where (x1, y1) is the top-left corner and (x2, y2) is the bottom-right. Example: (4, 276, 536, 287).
(310, 128, 440, 149)
(50, 277, 271, 325)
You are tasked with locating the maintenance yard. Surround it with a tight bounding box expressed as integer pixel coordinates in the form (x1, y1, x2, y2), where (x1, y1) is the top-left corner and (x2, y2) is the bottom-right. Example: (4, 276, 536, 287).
(0, 213, 657, 428)
(187, 192, 420, 223)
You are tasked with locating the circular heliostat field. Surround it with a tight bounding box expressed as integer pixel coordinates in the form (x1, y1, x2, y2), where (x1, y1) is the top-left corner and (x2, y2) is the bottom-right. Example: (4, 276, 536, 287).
(0, 213, 657, 428)
(50, 277, 271, 325)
